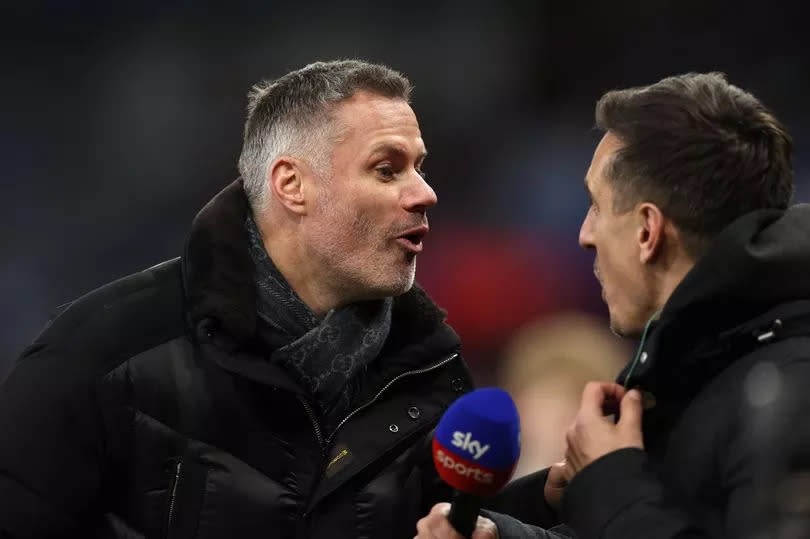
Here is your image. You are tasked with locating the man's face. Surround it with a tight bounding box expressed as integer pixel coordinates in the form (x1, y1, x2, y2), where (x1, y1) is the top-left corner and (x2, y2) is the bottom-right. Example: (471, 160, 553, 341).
(579, 133, 653, 337)
(304, 91, 437, 304)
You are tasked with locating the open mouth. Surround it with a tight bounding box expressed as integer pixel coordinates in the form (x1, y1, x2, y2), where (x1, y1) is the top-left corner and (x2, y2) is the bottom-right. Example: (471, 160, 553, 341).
(395, 226, 428, 253)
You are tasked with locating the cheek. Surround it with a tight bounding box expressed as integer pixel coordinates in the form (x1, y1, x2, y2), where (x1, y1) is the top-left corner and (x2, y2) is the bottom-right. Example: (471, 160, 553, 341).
(600, 242, 639, 297)
(347, 207, 380, 240)
(320, 191, 365, 228)
(323, 184, 399, 245)
(606, 248, 636, 284)
(349, 197, 394, 236)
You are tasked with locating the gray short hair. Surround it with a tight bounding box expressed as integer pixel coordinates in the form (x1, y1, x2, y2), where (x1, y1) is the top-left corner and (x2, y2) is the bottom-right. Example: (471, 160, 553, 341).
(238, 59, 413, 210)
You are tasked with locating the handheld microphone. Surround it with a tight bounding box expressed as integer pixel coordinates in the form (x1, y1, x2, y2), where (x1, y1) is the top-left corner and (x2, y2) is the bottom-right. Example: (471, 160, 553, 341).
(432, 387, 520, 538)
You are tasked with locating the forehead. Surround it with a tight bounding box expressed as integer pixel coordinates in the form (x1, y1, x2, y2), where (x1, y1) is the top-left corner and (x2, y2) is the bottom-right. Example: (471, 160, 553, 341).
(585, 132, 623, 193)
(331, 91, 424, 152)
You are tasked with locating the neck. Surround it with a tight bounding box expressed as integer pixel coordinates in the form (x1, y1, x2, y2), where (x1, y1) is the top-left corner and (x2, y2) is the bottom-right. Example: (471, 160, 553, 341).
(254, 215, 339, 317)
(652, 251, 696, 317)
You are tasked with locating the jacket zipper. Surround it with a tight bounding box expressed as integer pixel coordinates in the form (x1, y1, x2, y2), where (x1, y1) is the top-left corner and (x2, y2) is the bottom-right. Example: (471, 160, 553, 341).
(299, 352, 460, 522)
(325, 352, 459, 447)
(298, 396, 326, 525)
(165, 459, 183, 537)
(298, 396, 325, 454)
(621, 311, 660, 387)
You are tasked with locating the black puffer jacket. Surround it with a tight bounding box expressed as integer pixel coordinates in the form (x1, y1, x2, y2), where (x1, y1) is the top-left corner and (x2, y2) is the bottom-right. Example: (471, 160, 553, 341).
(0, 180, 473, 539)
(485, 205, 810, 538)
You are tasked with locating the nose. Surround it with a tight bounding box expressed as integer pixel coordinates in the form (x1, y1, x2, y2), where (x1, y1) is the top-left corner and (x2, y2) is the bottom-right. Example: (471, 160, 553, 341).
(579, 209, 594, 249)
(403, 170, 438, 213)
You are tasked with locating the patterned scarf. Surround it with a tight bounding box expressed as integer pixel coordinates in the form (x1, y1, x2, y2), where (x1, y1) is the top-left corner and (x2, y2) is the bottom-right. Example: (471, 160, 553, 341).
(246, 214, 392, 420)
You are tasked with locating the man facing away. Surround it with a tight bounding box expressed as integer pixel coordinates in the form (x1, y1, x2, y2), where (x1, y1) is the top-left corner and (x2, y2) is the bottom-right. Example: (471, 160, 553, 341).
(417, 72, 810, 538)
(0, 59, 473, 538)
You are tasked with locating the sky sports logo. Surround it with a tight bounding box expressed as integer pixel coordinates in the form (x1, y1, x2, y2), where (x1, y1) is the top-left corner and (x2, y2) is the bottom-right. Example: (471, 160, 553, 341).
(433, 429, 516, 494)
(434, 449, 494, 484)
(450, 431, 490, 460)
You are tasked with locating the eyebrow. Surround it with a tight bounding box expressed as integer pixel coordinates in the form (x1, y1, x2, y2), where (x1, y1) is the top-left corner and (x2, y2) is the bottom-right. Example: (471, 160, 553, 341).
(583, 177, 593, 200)
(369, 143, 428, 161)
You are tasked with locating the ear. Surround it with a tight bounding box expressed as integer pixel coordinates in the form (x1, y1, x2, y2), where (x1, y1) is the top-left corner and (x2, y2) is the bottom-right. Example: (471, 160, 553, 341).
(637, 203, 665, 264)
(268, 156, 307, 216)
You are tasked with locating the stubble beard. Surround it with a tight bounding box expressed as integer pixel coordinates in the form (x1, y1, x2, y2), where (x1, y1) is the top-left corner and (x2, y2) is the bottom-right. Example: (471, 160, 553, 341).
(314, 203, 417, 303)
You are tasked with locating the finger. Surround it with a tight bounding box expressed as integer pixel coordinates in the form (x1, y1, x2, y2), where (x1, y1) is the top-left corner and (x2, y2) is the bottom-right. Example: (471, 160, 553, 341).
(580, 382, 627, 416)
(415, 503, 452, 538)
(416, 514, 437, 537)
(563, 446, 579, 480)
(415, 515, 434, 538)
(562, 459, 576, 481)
(431, 503, 464, 539)
(471, 515, 499, 539)
(435, 502, 451, 516)
(547, 460, 568, 487)
(618, 389, 643, 434)
(436, 516, 465, 539)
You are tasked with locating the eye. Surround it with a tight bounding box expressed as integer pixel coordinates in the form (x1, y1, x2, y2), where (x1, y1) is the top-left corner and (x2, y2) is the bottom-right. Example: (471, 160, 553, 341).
(376, 165, 395, 181)
(586, 193, 597, 215)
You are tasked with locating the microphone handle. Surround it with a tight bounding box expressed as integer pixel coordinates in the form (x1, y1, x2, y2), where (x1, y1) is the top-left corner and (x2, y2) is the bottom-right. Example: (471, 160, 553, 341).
(448, 490, 482, 538)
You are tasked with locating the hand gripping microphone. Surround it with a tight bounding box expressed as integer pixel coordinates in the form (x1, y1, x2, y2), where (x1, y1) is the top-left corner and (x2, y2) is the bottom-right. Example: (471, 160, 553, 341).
(432, 388, 521, 538)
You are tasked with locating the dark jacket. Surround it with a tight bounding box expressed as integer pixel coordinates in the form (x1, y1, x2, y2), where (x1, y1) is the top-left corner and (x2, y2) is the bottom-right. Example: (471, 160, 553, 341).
(0, 180, 473, 539)
(486, 205, 810, 538)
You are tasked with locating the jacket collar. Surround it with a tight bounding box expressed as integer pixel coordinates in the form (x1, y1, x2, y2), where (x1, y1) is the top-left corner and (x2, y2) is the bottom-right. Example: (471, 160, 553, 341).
(181, 179, 459, 363)
(620, 205, 810, 405)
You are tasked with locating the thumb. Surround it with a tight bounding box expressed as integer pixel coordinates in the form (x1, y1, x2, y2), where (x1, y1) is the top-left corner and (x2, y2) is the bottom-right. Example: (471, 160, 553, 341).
(618, 389, 643, 434)
(470, 515, 499, 539)
(547, 461, 569, 487)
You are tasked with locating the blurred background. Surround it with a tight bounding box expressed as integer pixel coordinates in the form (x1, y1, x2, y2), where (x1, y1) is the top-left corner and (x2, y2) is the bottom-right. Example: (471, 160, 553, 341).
(2, 0, 808, 472)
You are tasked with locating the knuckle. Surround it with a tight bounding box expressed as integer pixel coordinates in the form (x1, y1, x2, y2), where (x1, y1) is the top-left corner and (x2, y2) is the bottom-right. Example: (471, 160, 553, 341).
(565, 427, 575, 443)
(416, 517, 431, 534)
(478, 516, 497, 533)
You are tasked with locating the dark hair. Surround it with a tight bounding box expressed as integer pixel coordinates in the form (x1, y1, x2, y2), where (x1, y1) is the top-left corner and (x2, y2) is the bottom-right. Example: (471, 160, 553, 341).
(596, 72, 794, 256)
(238, 59, 412, 209)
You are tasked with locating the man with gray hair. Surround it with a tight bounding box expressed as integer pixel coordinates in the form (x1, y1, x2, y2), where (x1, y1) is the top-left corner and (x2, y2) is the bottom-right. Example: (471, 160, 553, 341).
(0, 59, 472, 538)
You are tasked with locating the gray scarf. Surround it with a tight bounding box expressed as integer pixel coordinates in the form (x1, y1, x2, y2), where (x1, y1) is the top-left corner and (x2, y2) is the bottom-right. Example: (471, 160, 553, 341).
(246, 214, 392, 419)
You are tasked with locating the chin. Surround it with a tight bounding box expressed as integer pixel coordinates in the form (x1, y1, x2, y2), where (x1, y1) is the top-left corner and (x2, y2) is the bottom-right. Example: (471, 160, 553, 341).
(385, 272, 416, 297)
(360, 270, 415, 300)
(606, 304, 633, 339)
(608, 315, 644, 340)
(609, 323, 631, 339)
